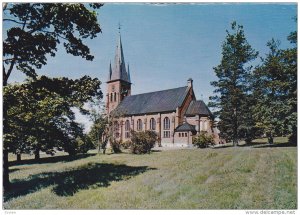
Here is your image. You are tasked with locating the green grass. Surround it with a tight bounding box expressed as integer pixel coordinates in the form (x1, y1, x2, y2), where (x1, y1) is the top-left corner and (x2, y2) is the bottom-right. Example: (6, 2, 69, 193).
(4, 146, 297, 209)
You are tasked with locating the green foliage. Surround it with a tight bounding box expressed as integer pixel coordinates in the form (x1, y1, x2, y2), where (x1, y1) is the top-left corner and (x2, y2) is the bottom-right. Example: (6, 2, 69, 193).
(253, 27, 297, 144)
(2, 2, 103, 189)
(121, 140, 132, 149)
(65, 135, 94, 156)
(193, 132, 214, 148)
(130, 131, 157, 154)
(88, 114, 108, 148)
(3, 3, 103, 85)
(3, 76, 102, 156)
(110, 138, 122, 154)
(209, 21, 258, 146)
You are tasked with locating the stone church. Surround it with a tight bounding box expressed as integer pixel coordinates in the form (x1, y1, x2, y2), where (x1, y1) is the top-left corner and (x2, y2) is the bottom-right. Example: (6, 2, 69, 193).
(106, 33, 218, 147)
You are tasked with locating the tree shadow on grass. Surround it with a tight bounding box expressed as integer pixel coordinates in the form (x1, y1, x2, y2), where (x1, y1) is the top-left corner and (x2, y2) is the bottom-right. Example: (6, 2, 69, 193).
(213, 145, 233, 149)
(9, 153, 96, 167)
(237, 142, 266, 147)
(4, 163, 156, 201)
(253, 142, 296, 148)
(9, 168, 20, 173)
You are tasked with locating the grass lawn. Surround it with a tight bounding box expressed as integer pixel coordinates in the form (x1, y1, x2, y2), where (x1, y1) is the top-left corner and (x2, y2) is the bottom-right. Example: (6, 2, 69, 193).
(4, 145, 297, 209)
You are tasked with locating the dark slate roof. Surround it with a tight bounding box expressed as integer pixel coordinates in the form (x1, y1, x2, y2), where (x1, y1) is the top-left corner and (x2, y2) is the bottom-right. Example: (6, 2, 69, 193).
(185, 100, 213, 116)
(175, 123, 197, 133)
(112, 86, 189, 116)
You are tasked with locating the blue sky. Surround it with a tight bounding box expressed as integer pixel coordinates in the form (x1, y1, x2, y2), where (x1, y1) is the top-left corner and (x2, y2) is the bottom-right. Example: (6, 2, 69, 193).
(6, 3, 297, 131)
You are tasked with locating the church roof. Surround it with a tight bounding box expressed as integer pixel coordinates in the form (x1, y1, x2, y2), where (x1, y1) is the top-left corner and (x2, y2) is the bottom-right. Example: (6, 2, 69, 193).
(112, 86, 190, 116)
(107, 34, 131, 83)
(185, 100, 212, 116)
(175, 123, 197, 133)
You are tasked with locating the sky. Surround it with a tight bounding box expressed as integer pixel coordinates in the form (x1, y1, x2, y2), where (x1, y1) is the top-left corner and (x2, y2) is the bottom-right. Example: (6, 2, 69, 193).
(5, 3, 297, 132)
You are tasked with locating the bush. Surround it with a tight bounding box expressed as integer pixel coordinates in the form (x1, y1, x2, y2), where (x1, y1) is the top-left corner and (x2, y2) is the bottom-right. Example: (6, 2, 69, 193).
(121, 140, 132, 149)
(193, 131, 214, 148)
(110, 138, 122, 153)
(65, 135, 94, 156)
(130, 131, 157, 154)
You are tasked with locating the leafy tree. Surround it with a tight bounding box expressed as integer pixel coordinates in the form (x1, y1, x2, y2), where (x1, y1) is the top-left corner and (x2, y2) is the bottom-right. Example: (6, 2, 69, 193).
(3, 3, 102, 190)
(3, 76, 102, 186)
(87, 100, 108, 153)
(282, 29, 297, 145)
(253, 30, 297, 144)
(3, 3, 103, 86)
(209, 21, 258, 146)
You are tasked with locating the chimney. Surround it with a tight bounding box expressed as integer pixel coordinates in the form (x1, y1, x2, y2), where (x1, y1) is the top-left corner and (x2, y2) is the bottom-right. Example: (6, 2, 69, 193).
(187, 78, 193, 88)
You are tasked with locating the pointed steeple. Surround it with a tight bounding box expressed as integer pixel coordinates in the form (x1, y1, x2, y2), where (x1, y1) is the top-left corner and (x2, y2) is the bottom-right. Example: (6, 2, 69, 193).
(127, 63, 131, 83)
(108, 61, 112, 81)
(108, 30, 131, 83)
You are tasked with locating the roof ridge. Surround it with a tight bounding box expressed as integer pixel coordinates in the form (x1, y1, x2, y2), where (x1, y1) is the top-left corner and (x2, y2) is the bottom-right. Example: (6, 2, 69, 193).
(130, 86, 187, 97)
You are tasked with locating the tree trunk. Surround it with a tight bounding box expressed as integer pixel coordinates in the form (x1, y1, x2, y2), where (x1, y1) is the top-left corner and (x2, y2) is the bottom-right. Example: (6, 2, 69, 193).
(34, 149, 40, 160)
(17, 153, 21, 162)
(98, 144, 101, 154)
(268, 135, 273, 145)
(233, 138, 238, 147)
(3, 81, 10, 191)
(3, 149, 10, 191)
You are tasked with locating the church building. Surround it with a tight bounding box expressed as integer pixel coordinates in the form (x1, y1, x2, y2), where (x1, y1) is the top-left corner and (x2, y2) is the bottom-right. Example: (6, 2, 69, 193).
(106, 32, 218, 147)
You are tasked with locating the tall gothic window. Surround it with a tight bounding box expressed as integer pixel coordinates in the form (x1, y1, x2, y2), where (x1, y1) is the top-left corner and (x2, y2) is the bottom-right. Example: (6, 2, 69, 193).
(149, 118, 156, 130)
(163, 117, 170, 138)
(114, 92, 117, 102)
(110, 93, 113, 102)
(125, 120, 130, 138)
(137, 119, 143, 131)
(200, 120, 204, 131)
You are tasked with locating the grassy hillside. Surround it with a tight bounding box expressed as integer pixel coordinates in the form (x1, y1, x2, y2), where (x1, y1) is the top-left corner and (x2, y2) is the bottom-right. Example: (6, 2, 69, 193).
(4, 146, 297, 209)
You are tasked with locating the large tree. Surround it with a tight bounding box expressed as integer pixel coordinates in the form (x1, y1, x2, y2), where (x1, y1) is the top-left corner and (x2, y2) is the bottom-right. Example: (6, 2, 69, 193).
(3, 3, 103, 85)
(253, 29, 297, 144)
(209, 22, 258, 146)
(4, 76, 102, 156)
(3, 3, 103, 190)
(87, 100, 108, 153)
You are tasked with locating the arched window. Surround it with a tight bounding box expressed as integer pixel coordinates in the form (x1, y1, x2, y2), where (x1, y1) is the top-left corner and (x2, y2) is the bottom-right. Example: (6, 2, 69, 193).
(200, 120, 204, 131)
(110, 93, 113, 102)
(163, 117, 170, 138)
(204, 120, 208, 131)
(179, 133, 181, 137)
(163, 117, 170, 130)
(149, 118, 156, 130)
(125, 120, 130, 138)
(137, 119, 143, 131)
(114, 92, 117, 102)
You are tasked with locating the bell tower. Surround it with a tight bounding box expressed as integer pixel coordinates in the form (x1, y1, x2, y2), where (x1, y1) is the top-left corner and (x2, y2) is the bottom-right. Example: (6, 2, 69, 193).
(106, 29, 131, 114)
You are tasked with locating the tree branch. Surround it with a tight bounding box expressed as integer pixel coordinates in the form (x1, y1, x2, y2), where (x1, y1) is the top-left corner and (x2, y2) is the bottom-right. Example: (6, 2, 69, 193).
(3, 18, 24, 25)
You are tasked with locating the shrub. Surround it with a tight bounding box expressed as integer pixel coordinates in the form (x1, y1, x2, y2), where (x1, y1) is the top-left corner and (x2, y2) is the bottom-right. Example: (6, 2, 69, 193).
(65, 135, 94, 156)
(110, 138, 122, 153)
(130, 131, 157, 154)
(193, 131, 214, 148)
(121, 140, 132, 149)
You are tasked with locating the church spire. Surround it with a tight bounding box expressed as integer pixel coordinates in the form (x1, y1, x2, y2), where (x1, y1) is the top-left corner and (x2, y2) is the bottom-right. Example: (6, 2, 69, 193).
(108, 61, 112, 81)
(108, 25, 131, 83)
(127, 63, 131, 83)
